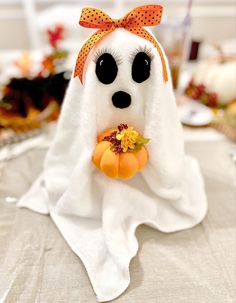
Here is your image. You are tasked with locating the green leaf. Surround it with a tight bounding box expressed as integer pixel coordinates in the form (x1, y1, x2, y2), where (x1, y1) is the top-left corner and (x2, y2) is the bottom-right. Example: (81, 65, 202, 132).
(129, 136, 151, 153)
(136, 136, 151, 145)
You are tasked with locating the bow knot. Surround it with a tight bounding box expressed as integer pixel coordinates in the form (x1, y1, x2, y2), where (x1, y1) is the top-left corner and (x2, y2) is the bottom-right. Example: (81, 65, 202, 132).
(74, 5, 168, 84)
(113, 18, 128, 28)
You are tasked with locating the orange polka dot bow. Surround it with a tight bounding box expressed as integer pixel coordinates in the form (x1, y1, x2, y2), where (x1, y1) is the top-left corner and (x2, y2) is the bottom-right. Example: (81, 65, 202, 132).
(74, 5, 168, 84)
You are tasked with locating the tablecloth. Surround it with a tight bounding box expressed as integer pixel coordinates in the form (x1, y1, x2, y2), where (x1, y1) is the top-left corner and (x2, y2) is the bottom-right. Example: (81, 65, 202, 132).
(0, 139, 235, 303)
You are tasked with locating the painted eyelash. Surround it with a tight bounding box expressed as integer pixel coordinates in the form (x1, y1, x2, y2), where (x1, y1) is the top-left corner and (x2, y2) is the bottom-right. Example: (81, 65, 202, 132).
(93, 47, 122, 65)
(129, 45, 154, 63)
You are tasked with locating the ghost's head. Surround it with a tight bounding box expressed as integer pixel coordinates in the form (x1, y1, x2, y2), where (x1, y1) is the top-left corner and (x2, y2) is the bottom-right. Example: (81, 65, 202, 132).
(79, 28, 167, 133)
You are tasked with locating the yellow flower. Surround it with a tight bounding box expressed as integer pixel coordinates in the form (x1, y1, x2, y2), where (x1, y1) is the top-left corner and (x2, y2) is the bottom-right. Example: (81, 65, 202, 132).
(116, 127, 139, 152)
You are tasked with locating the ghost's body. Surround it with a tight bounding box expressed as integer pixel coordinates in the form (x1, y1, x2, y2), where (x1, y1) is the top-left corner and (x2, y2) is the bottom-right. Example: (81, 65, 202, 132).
(19, 29, 207, 302)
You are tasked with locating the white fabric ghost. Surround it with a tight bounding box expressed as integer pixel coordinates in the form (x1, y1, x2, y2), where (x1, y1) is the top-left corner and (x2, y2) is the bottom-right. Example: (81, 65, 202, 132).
(18, 28, 207, 302)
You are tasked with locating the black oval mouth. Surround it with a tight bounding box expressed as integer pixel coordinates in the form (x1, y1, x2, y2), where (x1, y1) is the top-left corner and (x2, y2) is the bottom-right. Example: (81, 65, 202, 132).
(112, 91, 131, 109)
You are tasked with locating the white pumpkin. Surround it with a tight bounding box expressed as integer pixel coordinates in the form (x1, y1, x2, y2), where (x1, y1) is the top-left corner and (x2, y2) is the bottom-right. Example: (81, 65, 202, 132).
(192, 60, 236, 105)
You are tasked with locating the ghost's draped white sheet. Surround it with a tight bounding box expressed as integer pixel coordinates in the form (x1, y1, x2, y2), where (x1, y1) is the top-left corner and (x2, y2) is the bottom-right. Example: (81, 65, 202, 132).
(18, 29, 207, 302)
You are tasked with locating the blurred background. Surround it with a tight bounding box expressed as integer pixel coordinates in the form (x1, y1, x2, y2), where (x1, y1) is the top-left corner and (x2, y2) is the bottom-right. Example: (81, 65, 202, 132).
(0, 0, 235, 50)
(0, 0, 235, 145)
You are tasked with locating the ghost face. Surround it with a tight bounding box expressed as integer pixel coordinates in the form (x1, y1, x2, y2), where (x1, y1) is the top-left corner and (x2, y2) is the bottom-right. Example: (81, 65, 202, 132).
(82, 28, 164, 134)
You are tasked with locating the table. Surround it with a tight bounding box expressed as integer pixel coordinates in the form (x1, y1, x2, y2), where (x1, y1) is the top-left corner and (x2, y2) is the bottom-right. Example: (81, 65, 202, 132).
(0, 132, 235, 303)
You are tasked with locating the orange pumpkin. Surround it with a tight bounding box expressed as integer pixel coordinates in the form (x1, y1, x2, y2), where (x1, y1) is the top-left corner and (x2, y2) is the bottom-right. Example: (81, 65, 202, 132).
(92, 128, 149, 179)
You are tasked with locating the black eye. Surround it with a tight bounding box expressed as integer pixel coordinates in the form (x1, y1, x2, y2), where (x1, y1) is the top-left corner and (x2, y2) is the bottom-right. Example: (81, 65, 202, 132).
(132, 52, 151, 83)
(95, 53, 118, 84)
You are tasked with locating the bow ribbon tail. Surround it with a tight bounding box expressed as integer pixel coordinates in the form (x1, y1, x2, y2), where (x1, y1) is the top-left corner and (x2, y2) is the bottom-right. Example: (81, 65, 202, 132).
(74, 28, 113, 83)
(126, 26, 168, 82)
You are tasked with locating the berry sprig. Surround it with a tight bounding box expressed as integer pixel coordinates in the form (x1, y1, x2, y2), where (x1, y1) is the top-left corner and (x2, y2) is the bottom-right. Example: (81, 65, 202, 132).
(103, 130, 123, 154)
(185, 79, 218, 107)
(118, 123, 128, 131)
